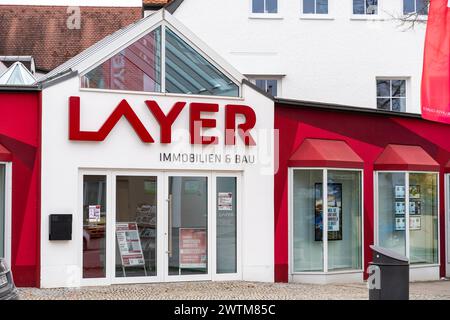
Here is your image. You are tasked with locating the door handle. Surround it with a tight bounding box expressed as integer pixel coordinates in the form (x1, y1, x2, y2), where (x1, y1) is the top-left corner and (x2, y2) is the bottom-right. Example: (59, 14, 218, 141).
(167, 194, 173, 258)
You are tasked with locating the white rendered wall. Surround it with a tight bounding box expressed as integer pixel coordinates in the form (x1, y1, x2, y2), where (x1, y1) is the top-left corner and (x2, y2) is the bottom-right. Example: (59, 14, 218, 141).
(40, 77, 275, 288)
(173, 0, 426, 113)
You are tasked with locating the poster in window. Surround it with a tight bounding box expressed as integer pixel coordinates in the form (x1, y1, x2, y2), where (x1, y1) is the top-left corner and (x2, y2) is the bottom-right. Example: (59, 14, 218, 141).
(395, 185, 406, 199)
(409, 200, 422, 215)
(179, 228, 207, 269)
(395, 217, 406, 231)
(395, 201, 405, 215)
(88, 205, 101, 223)
(410, 216, 421, 230)
(218, 192, 233, 211)
(409, 185, 421, 199)
(315, 183, 343, 241)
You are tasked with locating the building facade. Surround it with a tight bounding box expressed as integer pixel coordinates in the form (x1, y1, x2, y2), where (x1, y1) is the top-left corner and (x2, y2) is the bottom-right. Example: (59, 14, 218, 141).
(170, 0, 427, 114)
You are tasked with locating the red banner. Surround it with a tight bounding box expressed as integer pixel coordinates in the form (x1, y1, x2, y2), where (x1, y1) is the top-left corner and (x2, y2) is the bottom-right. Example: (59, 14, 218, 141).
(421, 0, 450, 123)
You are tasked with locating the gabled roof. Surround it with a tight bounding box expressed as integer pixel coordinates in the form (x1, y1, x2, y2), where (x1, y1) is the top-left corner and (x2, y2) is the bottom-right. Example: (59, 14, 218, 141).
(0, 5, 141, 72)
(0, 61, 36, 85)
(38, 9, 244, 87)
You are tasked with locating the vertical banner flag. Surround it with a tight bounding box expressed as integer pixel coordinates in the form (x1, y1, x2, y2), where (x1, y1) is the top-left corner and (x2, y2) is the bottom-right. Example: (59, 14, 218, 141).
(421, 0, 450, 123)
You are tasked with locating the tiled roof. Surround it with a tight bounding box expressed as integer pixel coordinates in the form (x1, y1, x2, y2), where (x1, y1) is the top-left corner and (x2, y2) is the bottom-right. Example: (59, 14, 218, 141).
(0, 5, 142, 72)
(143, 0, 171, 6)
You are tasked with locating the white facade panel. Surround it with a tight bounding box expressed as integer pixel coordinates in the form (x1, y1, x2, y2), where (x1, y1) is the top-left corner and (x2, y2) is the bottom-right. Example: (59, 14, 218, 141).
(40, 77, 275, 288)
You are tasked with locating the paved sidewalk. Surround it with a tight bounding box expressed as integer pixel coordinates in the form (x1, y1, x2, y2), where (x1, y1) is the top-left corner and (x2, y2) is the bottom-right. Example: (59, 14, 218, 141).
(17, 280, 450, 300)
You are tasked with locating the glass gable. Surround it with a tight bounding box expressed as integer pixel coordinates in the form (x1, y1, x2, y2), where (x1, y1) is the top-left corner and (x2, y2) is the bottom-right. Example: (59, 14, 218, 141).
(81, 26, 239, 97)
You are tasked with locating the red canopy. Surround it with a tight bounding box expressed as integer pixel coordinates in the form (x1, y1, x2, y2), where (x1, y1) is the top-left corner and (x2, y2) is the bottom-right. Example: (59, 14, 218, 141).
(374, 144, 439, 172)
(0, 143, 11, 162)
(288, 138, 364, 169)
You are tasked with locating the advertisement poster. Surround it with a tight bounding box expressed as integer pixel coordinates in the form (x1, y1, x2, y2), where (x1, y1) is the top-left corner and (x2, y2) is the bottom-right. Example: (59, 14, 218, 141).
(410, 216, 422, 230)
(315, 183, 343, 241)
(218, 192, 233, 211)
(395, 201, 405, 215)
(179, 228, 207, 269)
(395, 185, 405, 199)
(116, 223, 145, 267)
(88, 205, 101, 222)
(395, 217, 406, 231)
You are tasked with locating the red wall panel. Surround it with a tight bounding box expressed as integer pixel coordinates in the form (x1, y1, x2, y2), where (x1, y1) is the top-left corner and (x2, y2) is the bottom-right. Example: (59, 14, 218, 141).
(275, 104, 450, 282)
(0, 91, 41, 287)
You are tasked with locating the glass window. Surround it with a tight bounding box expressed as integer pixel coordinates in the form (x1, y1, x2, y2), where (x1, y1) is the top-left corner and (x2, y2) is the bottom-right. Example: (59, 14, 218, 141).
(377, 79, 406, 112)
(81, 27, 162, 92)
(409, 173, 438, 264)
(255, 79, 278, 97)
(293, 170, 324, 272)
(303, 0, 329, 14)
(83, 175, 107, 278)
(165, 29, 239, 97)
(293, 169, 363, 273)
(377, 172, 407, 255)
(0, 164, 5, 258)
(168, 176, 208, 276)
(115, 176, 157, 278)
(377, 172, 439, 265)
(353, 0, 378, 15)
(404, 0, 429, 15)
(216, 177, 237, 274)
(252, 0, 278, 13)
(327, 171, 362, 271)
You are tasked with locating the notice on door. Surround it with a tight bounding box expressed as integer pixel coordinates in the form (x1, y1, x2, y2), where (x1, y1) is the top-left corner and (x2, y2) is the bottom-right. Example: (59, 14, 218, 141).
(218, 192, 233, 211)
(116, 223, 145, 267)
(179, 228, 207, 269)
(88, 205, 101, 222)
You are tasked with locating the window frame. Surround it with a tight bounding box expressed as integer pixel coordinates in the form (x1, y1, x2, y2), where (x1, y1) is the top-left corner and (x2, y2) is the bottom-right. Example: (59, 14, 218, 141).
(403, 0, 429, 17)
(0, 162, 12, 266)
(288, 167, 365, 276)
(249, 0, 283, 19)
(351, 0, 380, 19)
(376, 78, 408, 113)
(248, 75, 283, 97)
(374, 170, 440, 267)
(79, 22, 242, 99)
(300, 0, 334, 20)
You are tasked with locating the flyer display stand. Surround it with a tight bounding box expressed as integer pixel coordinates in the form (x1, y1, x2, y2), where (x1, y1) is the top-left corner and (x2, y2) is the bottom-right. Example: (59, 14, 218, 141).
(116, 222, 147, 277)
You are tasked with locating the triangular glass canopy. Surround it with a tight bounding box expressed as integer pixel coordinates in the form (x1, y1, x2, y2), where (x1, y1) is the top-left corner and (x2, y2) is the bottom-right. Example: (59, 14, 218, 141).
(0, 61, 36, 85)
(81, 26, 239, 97)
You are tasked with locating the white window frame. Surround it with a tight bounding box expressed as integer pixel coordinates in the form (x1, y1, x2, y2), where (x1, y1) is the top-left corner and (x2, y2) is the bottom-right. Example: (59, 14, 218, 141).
(249, 0, 283, 19)
(288, 167, 365, 276)
(0, 162, 12, 266)
(300, 0, 335, 20)
(351, 0, 381, 20)
(248, 75, 283, 97)
(402, 0, 429, 17)
(78, 169, 243, 287)
(374, 171, 440, 268)
(376, 77, 409, 113)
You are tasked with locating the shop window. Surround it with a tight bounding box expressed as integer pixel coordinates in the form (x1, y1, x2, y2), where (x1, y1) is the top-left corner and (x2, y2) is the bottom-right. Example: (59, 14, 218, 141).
(252, 0, 278, 14)
(376, 79, 407, 112)
(81, 27, 162, 92)
(353, 0, 378, 15)
(115, 176, 157, 278)
(303, 0, 329, 14)
(83, 175, 107, 278)
(81, 26, 240, 97)
(376, 172, 438, 264)
(165, 29, 239, 97)
(292, 169, 362, 272)
(0, 164, 5, 258)
(404, 0, 429, 15)
(216, 177, 237, 274)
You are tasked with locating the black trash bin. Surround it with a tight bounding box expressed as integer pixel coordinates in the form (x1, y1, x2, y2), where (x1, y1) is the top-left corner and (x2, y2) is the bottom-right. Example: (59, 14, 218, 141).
(368, 245, 409, 300)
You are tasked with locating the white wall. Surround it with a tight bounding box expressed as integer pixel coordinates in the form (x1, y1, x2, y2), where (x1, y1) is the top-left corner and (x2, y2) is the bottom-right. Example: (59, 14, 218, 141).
(173, 0, 427, 113)
(40, 77, 275, 287)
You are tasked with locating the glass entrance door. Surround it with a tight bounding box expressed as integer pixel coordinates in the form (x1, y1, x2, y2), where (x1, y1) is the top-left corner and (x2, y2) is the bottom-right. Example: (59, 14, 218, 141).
(166, 175, 211, 280)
